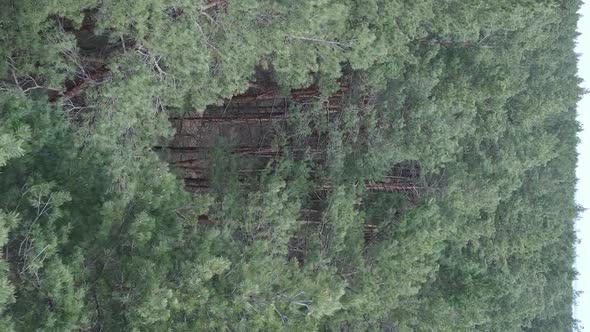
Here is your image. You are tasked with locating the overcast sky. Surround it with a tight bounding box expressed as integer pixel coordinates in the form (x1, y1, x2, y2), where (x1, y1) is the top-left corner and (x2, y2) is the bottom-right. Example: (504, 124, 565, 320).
(575, 1, 590, 330)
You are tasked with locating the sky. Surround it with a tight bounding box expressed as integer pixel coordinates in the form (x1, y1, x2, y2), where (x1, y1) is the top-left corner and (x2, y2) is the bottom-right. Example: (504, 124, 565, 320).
(576, 1, 590, 329)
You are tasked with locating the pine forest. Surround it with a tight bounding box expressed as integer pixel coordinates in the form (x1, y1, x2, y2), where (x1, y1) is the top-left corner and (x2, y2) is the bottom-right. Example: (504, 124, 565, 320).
(0, 0, 584, 331)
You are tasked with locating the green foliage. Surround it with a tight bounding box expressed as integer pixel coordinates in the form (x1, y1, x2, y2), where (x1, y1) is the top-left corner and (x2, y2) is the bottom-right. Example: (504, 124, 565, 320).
(0, 0, 582, 331)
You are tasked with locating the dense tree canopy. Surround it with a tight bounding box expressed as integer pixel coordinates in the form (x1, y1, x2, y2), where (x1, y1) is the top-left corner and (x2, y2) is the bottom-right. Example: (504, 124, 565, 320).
(0, 0, 583, 330)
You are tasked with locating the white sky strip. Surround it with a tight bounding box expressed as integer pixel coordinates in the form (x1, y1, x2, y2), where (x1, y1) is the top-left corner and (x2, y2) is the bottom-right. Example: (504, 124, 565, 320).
(575, 2, 590, 330)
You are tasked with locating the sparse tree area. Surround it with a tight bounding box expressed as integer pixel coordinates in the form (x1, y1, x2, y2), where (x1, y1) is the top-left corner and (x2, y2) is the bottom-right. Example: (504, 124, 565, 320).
(0, 0, 583, 330)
